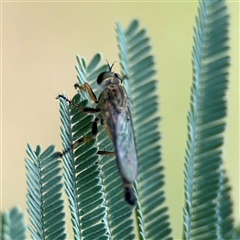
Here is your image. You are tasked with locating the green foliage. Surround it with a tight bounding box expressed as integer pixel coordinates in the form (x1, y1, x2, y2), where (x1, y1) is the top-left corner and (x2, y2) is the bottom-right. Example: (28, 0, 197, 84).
(217, 170, 236, 239)
(60, 55, 119, 240)
(183, 0, 236, 239)
(3, 1, 237, 239)
(1, 207, 26, 240)
(116, 20, 172, 240)
(58, 19, 172, 239)
(25, 144, 66, 239)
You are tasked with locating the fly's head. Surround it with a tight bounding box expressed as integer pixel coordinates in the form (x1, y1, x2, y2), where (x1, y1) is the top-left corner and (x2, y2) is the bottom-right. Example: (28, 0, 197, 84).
(97, 61, 122, 89)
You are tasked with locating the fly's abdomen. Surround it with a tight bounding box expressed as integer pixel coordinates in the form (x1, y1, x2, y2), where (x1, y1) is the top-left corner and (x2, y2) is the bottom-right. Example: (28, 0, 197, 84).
(98, 82, 138, 206)
(114, 111, 138, 206)
(124, 184, 137, 206)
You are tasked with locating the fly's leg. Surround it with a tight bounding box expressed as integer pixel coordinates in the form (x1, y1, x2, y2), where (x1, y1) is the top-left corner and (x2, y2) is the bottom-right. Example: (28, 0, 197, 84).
(74, 82, 98, 104)
(56, 94, 99, 114)
(58, 116, 98, 157)
(92, 117, 115, 156)
(57, 82, 98, 113)
(56, 93, 99, 157)
(123, 182, 137, 206)
(59, 115, 115, 157)
(97, 151, 115, 156)
(59, 135, 96, 157)
(57, 117, 98, 157)
(55, 102, 114, 157)
(56, 90, 115, 157)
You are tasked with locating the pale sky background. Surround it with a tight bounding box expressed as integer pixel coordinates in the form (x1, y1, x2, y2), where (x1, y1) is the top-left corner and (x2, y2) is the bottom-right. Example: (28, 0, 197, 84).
(1, 1, 239, 239)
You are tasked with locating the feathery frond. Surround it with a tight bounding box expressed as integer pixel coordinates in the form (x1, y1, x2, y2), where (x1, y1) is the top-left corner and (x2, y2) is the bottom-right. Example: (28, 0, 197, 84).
(116, 19, 172, 240)
(1, 207, 26, 240)
(60, 53, 128, 240)
(77, 54, 135, 239)
(22, 10, 237, 240)
(25, 144, 66, 240)
(182, 1, 235, 239)
(216, 169, 237, 239)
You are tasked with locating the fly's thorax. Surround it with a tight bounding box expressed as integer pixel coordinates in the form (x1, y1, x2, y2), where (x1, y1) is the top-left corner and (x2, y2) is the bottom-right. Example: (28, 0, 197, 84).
(97, 83, 128, 139)
(98, 83, 128, 112)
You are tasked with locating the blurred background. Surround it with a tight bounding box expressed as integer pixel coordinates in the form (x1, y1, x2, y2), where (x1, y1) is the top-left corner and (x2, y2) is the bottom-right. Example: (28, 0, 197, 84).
(2, 1, 239, 239)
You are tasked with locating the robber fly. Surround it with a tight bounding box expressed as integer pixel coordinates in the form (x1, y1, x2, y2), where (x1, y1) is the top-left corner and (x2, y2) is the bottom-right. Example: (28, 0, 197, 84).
(57, 62, 138, 206)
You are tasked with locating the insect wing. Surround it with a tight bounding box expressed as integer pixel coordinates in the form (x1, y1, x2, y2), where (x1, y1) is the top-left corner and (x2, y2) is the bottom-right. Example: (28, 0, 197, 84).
(114, 110, 138, 184)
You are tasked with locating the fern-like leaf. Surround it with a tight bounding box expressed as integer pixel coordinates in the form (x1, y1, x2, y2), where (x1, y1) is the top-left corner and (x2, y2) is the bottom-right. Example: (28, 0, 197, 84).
(60, 54, 123, 240)
(84, 58, 137, 239)
(60, 52, 138, 239)
(183, 1, 235, 239)
(216, 169, 237, 239)
(25, 144, 66, 239)
(116, 19, 172, 240)
(1, 207, 26, 240)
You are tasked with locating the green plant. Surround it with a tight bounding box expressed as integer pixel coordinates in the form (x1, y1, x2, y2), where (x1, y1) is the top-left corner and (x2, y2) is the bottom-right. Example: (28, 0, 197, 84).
(1, 0, 239, 239)
(1, 207, 26, 240)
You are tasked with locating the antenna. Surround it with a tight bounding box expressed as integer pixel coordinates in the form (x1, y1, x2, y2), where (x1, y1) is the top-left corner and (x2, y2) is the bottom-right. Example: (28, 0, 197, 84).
(106, 59, 117, 72)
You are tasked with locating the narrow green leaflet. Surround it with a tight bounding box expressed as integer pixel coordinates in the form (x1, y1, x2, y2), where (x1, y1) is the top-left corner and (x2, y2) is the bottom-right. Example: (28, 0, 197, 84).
(183, 1, 236, 239)
(25, 144, 66, 240)
(116, 19, 172, 240)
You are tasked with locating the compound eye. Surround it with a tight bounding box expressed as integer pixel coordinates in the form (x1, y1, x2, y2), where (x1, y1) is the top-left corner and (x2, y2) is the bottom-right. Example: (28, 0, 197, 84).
(97, 72, 114, 85)
(114, 73, 122, 82)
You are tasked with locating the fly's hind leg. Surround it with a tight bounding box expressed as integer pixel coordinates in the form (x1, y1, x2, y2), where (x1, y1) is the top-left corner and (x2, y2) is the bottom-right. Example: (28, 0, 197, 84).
(60, 143, 115, 158)
(59, 135, 96, 158)
(58, 113, 115, 157)
(97, 151, 115, 156)
(59, 115, 100, 157)
(93, 117, 115, 156)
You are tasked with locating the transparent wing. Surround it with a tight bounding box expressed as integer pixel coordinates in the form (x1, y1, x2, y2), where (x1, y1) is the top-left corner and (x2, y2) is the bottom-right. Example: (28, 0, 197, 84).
(113, 108, 138, 184)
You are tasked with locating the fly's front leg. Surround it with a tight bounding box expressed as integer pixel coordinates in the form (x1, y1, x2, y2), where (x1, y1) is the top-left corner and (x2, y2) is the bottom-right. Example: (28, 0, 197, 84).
(56, 93, 115, 157)
(56, 94, 99, 114)
(74, 82, 98, 104)
(57, 81, 98, 113)
(56, 93, 99, 157)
